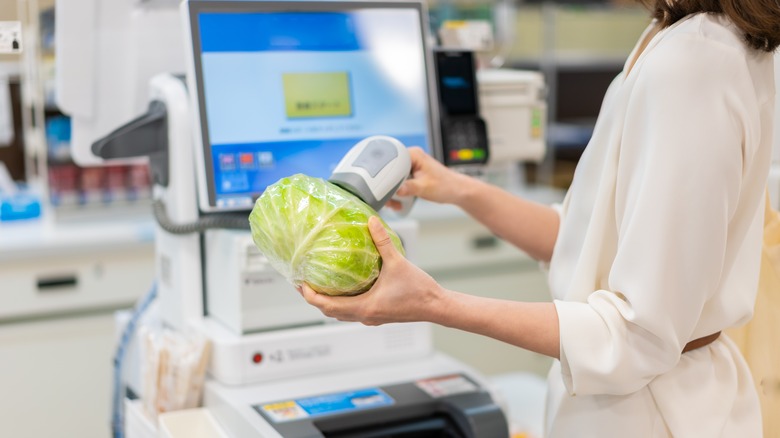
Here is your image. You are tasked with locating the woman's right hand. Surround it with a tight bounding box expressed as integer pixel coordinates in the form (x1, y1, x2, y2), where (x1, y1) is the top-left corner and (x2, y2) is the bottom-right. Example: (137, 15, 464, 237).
(386, 147, 471, 210)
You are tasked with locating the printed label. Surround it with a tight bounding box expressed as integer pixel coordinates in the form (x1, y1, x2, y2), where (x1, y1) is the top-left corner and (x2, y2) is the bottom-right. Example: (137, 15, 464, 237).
(261, 401, 309, 422)
(0, 22, 22, 54)
(257, 387, 394, 423)
(416, 374, 478, 398)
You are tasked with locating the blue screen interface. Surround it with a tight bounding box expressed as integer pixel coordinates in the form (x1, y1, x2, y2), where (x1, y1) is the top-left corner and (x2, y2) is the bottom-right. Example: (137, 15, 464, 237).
(197, 9, 432, 209)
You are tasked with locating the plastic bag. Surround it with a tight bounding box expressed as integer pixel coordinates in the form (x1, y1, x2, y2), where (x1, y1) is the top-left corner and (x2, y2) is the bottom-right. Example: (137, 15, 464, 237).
(249, 173, 404, 296)
(140, 327, 211, 421)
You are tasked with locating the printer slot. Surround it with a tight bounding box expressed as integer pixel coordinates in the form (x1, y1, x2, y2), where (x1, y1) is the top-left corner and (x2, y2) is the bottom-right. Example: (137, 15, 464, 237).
(36, 274, 78, 291)
(320, 413, 465, 438)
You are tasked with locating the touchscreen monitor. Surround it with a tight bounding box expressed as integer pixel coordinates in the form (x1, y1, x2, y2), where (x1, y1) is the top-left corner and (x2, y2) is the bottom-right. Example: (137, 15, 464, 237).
(184, 1, 440, 212)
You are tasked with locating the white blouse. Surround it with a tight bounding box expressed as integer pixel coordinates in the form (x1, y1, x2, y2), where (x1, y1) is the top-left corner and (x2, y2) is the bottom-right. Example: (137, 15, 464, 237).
(546, 13, 775, 437)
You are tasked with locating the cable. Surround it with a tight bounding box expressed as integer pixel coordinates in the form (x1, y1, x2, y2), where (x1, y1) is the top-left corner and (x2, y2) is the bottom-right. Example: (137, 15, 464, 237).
(111, 189, 246, 436)
(151, 199, 250, 234)
(111, 202, 247, 436)
(111, 282, 158, 438)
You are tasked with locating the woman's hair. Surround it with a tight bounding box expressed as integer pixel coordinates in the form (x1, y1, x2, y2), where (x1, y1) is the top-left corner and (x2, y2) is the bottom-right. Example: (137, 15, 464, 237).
(635, 0, 780, 52)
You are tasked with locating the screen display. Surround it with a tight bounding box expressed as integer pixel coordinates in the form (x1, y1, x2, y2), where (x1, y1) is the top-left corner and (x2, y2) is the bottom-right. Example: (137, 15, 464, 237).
(435, 51, 477, 116)
(191, 3, 436, 210)
(434, 50, 487, 166)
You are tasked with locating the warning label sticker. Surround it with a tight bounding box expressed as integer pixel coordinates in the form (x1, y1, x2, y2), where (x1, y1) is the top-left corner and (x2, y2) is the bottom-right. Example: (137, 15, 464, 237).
(416, 374, 479, 398)
(257, 387, 394, 423)
(260, 401, 309, 422)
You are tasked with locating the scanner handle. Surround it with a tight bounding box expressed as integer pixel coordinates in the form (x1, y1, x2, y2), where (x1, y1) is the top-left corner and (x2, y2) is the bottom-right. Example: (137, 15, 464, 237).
(390, 192, 416, 217)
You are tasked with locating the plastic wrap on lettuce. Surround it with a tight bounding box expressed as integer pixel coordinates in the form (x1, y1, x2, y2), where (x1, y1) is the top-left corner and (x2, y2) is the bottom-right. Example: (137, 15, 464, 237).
(249, 174, 404, 296)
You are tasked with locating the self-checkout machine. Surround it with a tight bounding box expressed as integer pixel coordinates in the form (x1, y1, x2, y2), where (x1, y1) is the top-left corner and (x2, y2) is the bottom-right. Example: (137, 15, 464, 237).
(81, 0, 511, 436)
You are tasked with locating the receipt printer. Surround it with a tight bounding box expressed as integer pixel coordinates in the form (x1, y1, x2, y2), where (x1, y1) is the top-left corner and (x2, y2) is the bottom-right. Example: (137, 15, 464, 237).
(204, 354, 510, 438)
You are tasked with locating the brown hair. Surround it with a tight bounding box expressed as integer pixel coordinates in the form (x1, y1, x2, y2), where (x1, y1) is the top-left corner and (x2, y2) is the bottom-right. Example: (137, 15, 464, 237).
(635, 0, 780, 52)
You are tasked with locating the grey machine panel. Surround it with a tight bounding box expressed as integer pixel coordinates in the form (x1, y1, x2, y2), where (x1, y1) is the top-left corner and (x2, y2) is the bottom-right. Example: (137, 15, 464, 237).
(253, 374, 509, 438)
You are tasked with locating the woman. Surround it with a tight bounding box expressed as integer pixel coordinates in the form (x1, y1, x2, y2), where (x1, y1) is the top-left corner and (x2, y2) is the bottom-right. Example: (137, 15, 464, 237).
(300, 1, 779, 435)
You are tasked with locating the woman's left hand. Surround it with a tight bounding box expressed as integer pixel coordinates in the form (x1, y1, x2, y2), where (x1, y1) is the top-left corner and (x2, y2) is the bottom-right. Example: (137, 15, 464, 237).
(298, 216, 445, 326)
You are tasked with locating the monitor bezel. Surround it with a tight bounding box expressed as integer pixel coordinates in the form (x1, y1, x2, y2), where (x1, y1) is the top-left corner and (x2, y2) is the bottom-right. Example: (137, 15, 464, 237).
(182, 0, 442, 214)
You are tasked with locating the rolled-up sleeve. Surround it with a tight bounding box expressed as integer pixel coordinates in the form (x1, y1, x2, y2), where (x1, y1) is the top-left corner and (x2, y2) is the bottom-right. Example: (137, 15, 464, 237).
(539, 200, 567, 273)
(555, 35, 756, 396)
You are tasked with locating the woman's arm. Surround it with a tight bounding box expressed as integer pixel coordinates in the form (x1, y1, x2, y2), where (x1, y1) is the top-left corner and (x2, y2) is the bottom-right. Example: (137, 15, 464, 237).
(455, 177, 560, 263)
(299, 216, 561, 358)
(388, 148, 559, 263)
(434, 289, 560, 359)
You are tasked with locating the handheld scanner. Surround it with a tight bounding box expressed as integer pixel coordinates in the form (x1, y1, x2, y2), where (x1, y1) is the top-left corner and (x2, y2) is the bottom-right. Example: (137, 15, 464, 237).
(329, 136, 415, 214)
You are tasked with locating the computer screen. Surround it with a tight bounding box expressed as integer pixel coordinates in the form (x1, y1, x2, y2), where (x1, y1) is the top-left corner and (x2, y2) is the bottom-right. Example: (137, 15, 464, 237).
(185, 1, 439, 212)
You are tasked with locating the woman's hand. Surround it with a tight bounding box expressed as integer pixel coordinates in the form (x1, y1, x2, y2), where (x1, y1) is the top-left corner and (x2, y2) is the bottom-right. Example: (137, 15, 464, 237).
(385, 147, 472, 210)
(298, 215, 445, 326)
(299, 217, 561, 360)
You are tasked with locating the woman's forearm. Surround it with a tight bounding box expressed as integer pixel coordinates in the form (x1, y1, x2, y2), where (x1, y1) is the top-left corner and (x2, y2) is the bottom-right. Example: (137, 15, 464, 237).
(431, 289, 561, 359)
(454, 176, 560, 263)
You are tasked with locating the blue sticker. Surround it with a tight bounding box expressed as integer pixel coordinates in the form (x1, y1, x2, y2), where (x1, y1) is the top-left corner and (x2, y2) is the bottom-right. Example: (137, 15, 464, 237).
(295, 388, 394, 418)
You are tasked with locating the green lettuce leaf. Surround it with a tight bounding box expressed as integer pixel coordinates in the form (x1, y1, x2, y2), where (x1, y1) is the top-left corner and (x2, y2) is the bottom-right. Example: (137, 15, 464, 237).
(249, 174, 404, 296)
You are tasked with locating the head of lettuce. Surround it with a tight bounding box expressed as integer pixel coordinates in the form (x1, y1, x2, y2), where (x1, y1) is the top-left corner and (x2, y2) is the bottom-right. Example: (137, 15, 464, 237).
(249, 174, 404, 296)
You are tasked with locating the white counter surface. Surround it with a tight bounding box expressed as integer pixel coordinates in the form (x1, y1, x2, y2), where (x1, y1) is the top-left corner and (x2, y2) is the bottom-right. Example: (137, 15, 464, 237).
(0, 215, 155, 261)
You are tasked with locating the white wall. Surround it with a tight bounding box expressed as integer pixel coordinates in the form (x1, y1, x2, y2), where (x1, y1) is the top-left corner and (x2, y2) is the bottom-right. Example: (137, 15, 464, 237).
(774, 53, 780, 162)
(769, 53, 780, 208)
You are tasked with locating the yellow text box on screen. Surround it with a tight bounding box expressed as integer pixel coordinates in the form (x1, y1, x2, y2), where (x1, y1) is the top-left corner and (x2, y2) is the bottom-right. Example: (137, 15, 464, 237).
(283, 72, 353, 118)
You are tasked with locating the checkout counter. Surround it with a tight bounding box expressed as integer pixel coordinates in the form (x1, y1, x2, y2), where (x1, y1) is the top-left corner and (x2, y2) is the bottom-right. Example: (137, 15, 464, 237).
(0, 217, 155, 438)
